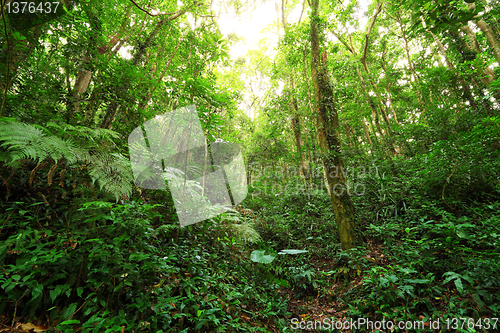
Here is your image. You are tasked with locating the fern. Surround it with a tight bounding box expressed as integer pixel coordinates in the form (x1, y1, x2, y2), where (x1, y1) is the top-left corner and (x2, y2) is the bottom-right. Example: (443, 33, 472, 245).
(45, 122, 121, 145)
(0, 120, 74, 163)
(0, 118, 132, 200)
(217, 209, 261, 243)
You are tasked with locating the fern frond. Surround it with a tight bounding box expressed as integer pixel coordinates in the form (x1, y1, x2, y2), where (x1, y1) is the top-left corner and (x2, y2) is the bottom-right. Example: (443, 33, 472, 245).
(0, 121, 50, 162)
(46, 122, 121, 147)
(0, 120, 133, 200)
(88, 153, 133, 200)
(219, 210, 261, 243)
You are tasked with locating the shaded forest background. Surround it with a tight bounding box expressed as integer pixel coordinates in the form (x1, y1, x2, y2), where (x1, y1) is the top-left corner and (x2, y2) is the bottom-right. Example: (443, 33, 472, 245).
(1, 0, 500, 331)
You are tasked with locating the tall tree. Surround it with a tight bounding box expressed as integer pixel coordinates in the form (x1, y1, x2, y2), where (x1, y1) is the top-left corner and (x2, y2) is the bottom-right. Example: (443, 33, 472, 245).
(309, 0, 361, 251)
(279, 2, 308, 180)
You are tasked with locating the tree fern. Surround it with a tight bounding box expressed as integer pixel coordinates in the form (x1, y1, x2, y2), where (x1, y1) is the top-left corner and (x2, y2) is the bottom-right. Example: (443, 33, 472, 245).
(0, 118, 132, 200)
(45, 122, 121, 145)
(0, 119, 75, 163)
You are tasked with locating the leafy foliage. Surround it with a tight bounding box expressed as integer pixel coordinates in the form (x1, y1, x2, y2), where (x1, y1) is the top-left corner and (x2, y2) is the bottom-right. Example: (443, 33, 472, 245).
(1, 0, 500, 330)
(0, 118, 133, 200)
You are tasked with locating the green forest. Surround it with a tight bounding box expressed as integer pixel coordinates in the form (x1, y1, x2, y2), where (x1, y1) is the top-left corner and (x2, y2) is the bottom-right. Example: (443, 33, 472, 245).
(1, 0, 500, 331)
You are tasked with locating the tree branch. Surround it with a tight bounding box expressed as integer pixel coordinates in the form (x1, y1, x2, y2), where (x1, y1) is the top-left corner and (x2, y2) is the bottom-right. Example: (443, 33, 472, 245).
(331, 30, 356, 54)
(128, 0, 175, 16)
(360, 0, 383, 72)
(298, 0, 306, 24)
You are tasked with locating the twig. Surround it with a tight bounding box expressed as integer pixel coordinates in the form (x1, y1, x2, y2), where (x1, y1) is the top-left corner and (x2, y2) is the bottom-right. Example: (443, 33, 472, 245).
(0, 211, 13, 235)
(12, 288, 30, 326)
(128, 0, 175, 16)
(65, 282, 104, 322)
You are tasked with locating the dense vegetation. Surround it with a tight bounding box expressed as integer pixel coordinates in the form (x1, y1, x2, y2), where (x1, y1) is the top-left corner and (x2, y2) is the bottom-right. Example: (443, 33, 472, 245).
(1, 0, 500, 332)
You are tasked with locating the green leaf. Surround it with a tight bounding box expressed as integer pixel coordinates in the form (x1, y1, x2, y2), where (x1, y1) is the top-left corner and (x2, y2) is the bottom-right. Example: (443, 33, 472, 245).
(472, 293, 485, 309)
(4, 281, 15, 293)
(195, 319, 207, 330)
(398, 267, 418, 275)
(405, 279, 430, 284)
(278, 249, 309, 255)
(63, 303, 78, 319)
(456, 229, 469, 239)
(442, 271, 460, 284)
(59, 319, 80, 325)
(454, 278, 464, 295)
(50, 288, 62, 303)
(32, 282, 43, 299)
(461, 274, 474, 285)
(250, 250, 275, 264)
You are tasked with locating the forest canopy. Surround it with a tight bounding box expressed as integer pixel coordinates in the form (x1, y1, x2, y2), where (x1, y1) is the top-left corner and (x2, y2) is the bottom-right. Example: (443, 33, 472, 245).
(1, 0, 499, 331)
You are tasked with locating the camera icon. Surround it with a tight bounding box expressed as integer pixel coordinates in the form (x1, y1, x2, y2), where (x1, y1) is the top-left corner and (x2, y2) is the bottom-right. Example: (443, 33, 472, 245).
(128, 105, 247, 226)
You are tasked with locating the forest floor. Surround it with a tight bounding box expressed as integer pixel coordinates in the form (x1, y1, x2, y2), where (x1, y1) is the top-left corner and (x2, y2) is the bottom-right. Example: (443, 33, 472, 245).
(1, 194, 498, 332)
(271, 238, 391, 333)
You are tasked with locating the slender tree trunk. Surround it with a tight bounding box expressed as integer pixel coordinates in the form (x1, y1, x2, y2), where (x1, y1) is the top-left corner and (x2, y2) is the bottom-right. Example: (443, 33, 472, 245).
(450, 29, 499, 111)
(75, 5, 133, 121)
(396, 12, 418, 81)
(362, 117, 373, 145)
(460, 24, 500, 102)
(100, 102, 120, 129)
(427, 26, 478, 110)
(345, 123, 353, 148)
(289, 77, 308, 178)
(356, 64, 384, 137)
(474, 19, 500, 65)
(310, 0, 360, 251)
(281, 1, 308, 183)
(368, 117, 380, 146)
(99, 9, 187, 129)
(0, 24, 43, 116)
(137, 34, 184, 113)
(332, 18, 387, 140)
(358, 0, 392, 133)
(394, 11, 431, 116)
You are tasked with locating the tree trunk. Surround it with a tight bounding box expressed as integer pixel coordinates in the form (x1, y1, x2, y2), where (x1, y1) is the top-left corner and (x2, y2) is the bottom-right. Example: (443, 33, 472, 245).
(460, 24, 500, 102)
(396, 12, 418, 81)
(345, 123, 353, 148)
(394, 11, 431, 115)
(97, 8, 187, 129)
(475, 19, 500, 65)
(136, 34, 184, 113)
(427, 26, 478, 110)
(0, 0, 72, 116)
(0, 24, 43, 116)
(358, 0, 392, 132)
(356, 63, 384, 137)
(289, 77, 308, 178)
(331, 18, 387, 139)
(74, 5, 133, 121)
(310, 0, 360, 251)
(362, 117, 373, 145)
